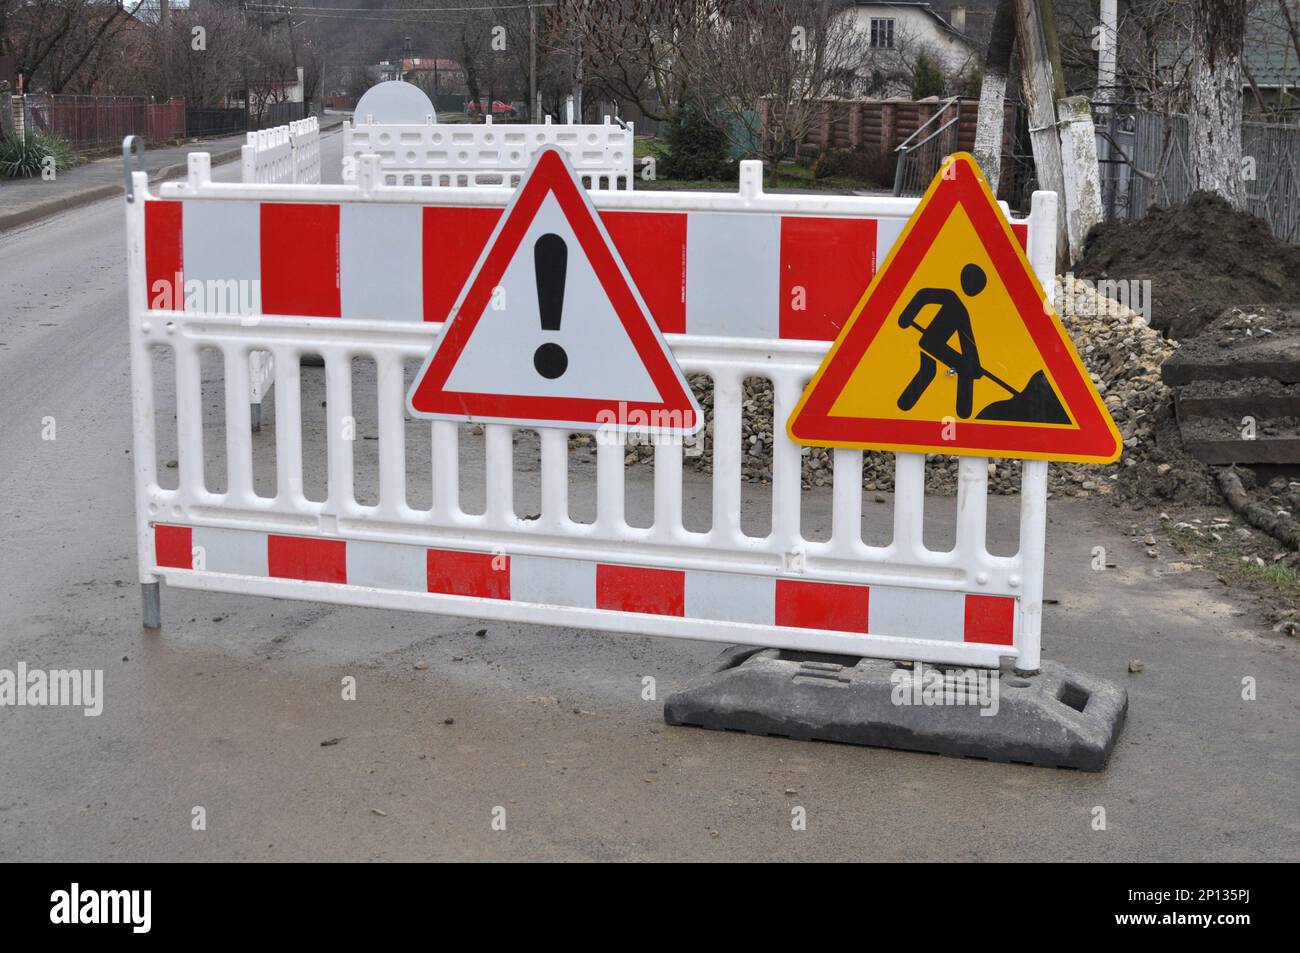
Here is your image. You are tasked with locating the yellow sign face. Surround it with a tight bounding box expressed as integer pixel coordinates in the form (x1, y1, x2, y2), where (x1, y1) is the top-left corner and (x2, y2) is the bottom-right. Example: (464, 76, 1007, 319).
(787, 153, 1121, 464)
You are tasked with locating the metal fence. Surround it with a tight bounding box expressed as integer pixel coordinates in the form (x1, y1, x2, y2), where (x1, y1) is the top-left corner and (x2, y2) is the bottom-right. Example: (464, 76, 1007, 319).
(892, 98, 963, 197)
(250, 100, 308, 131)
(21, 94, 185, 148)
(186, 107, 247, 139)
(1099, 109, 1300, 243)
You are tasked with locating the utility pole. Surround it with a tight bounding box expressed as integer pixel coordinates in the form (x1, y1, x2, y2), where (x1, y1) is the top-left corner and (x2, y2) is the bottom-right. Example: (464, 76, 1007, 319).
(1096, 0, 1118, 216)
(569, 0, 584, 123)
(1012, 0, 1068, 269)
(159, 0, 170, 99)
(529, 1, 538, 121)
(1097, 0, 1118, 113)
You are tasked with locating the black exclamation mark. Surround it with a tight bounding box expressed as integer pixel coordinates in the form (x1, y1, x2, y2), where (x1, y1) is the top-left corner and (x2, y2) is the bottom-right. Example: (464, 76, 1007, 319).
(533, 233, 568, 379)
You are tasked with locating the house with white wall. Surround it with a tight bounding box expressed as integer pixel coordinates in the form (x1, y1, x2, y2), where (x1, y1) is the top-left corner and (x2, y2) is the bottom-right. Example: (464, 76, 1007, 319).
(838, 1, 979, 97)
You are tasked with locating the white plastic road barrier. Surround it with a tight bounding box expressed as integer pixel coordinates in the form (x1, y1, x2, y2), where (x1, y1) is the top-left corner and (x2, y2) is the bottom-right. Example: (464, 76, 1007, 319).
(238, 117, 322, 427)
(241, 118, 321, 186)
(343, 115, 635, 190)
(128, 151, 1055, 673)
(289, 116, 321, 185)
(240, 126, 293, 185)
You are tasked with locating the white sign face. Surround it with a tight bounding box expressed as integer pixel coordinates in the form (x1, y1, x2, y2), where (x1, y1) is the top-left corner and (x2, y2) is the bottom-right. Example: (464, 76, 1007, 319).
(407, 146, 702, 435)
(354, 81, 436, 124)
(443, 192, 662, 404)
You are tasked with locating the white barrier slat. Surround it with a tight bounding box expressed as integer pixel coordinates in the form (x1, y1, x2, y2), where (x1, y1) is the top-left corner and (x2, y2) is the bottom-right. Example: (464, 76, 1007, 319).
(223, 343, 254, 501)
(653, 438, 684, 542)
(431, 420, 459, 521)
(831, 449, 864, 554)
(324, 353, 355, 516)
(955, 456, 990, 564)
(771, 375, 804, 552)
(891, 453, 926, 561)
(710, 370, 743, 546)
(377, 351, 407, 518)
(484, 424, 514, 528)
(595, 434, 626, 533)
(272, 345, 304, 502)
(539, 428, 569, 530)
(1017, 460, 1049, 672)
(174, 340, 205, 502)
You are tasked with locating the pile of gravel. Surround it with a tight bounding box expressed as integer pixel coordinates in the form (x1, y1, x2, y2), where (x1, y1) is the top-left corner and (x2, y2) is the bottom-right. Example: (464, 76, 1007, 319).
(629, 276, 1182, 499)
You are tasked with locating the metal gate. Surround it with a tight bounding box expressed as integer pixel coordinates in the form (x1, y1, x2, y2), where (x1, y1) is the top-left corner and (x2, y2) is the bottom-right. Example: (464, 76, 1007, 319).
(127, 152, 1055, 672)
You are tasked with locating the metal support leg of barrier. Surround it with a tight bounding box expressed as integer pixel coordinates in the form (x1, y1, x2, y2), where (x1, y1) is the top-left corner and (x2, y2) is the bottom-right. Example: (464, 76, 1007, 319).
(142, 582, 161, 630)
(250, 402, 262, 433)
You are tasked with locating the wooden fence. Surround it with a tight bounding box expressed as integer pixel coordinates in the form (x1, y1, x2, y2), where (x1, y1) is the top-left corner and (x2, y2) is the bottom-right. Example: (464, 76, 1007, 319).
(21, 95, 186, 148)
(789, 97, 1020, 194)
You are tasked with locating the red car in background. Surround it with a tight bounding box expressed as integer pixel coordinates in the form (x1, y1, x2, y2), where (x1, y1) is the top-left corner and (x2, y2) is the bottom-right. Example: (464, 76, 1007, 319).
(466, 99, 517, 117)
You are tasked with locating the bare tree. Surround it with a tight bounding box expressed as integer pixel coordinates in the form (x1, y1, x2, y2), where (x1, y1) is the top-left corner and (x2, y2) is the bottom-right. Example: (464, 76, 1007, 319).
(147, 3, 249, 106)
(685, 0, 871, 185)
(548, 0, 712, 124)
(1188, 0, 1246, 203)
(1, 0, 144, 93)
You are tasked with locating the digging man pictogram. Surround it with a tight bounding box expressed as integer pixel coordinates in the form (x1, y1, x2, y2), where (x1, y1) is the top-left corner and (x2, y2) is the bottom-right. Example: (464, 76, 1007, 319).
(895, 263, 1070, 425)
(897, 263, 987, 419)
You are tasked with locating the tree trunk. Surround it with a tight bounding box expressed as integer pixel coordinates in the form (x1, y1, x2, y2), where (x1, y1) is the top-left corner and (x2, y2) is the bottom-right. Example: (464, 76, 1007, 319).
(973, 0, 1015, 192)
(1188, 0, 1246, 206)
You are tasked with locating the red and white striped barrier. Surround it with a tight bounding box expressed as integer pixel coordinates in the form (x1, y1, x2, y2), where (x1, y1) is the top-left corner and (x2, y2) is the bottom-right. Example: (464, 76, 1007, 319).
(154, 524, 1015, 651)
(127, 152, 1056, 671)
(147, 161, 1029, 343)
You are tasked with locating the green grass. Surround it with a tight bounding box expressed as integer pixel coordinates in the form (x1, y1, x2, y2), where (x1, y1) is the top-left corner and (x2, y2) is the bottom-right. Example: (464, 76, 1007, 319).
(1228, 558, 1300, 596)
(1167, 524, 1300, 600)
(633, 137, 661, 159)
(633, 137, 877, 192)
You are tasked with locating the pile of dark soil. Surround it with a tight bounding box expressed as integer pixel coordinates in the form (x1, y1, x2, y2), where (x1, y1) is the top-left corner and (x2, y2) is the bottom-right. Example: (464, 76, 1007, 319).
(1076, 192, 1300, 340)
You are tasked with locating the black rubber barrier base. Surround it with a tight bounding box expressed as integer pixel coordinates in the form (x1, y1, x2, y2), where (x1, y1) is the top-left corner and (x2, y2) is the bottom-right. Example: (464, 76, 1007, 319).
(664, 646, 1128, 771)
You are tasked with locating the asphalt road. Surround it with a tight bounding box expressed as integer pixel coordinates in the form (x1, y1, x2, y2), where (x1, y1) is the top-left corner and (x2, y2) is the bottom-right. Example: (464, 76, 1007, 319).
(1, 130, 1298, 862)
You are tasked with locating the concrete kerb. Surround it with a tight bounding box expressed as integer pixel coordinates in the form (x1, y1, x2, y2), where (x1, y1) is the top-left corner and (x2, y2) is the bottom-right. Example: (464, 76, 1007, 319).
(0, 144, 242, 233)
(0, 117, 343, 234)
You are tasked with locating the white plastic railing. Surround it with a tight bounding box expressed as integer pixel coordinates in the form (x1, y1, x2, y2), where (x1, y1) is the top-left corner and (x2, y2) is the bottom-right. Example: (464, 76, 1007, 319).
(129, 154, 1056, 672)
(289, 116, 321, 185)
(241, 117, 321, 186)
(343, 114, 635, 189)
(240, 126, 292, 185)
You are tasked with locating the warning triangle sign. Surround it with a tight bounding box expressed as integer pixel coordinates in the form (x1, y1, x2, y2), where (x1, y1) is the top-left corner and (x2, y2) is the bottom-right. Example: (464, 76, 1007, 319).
(407, 146, 702, 435)
(787, 152, 1121, 464)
